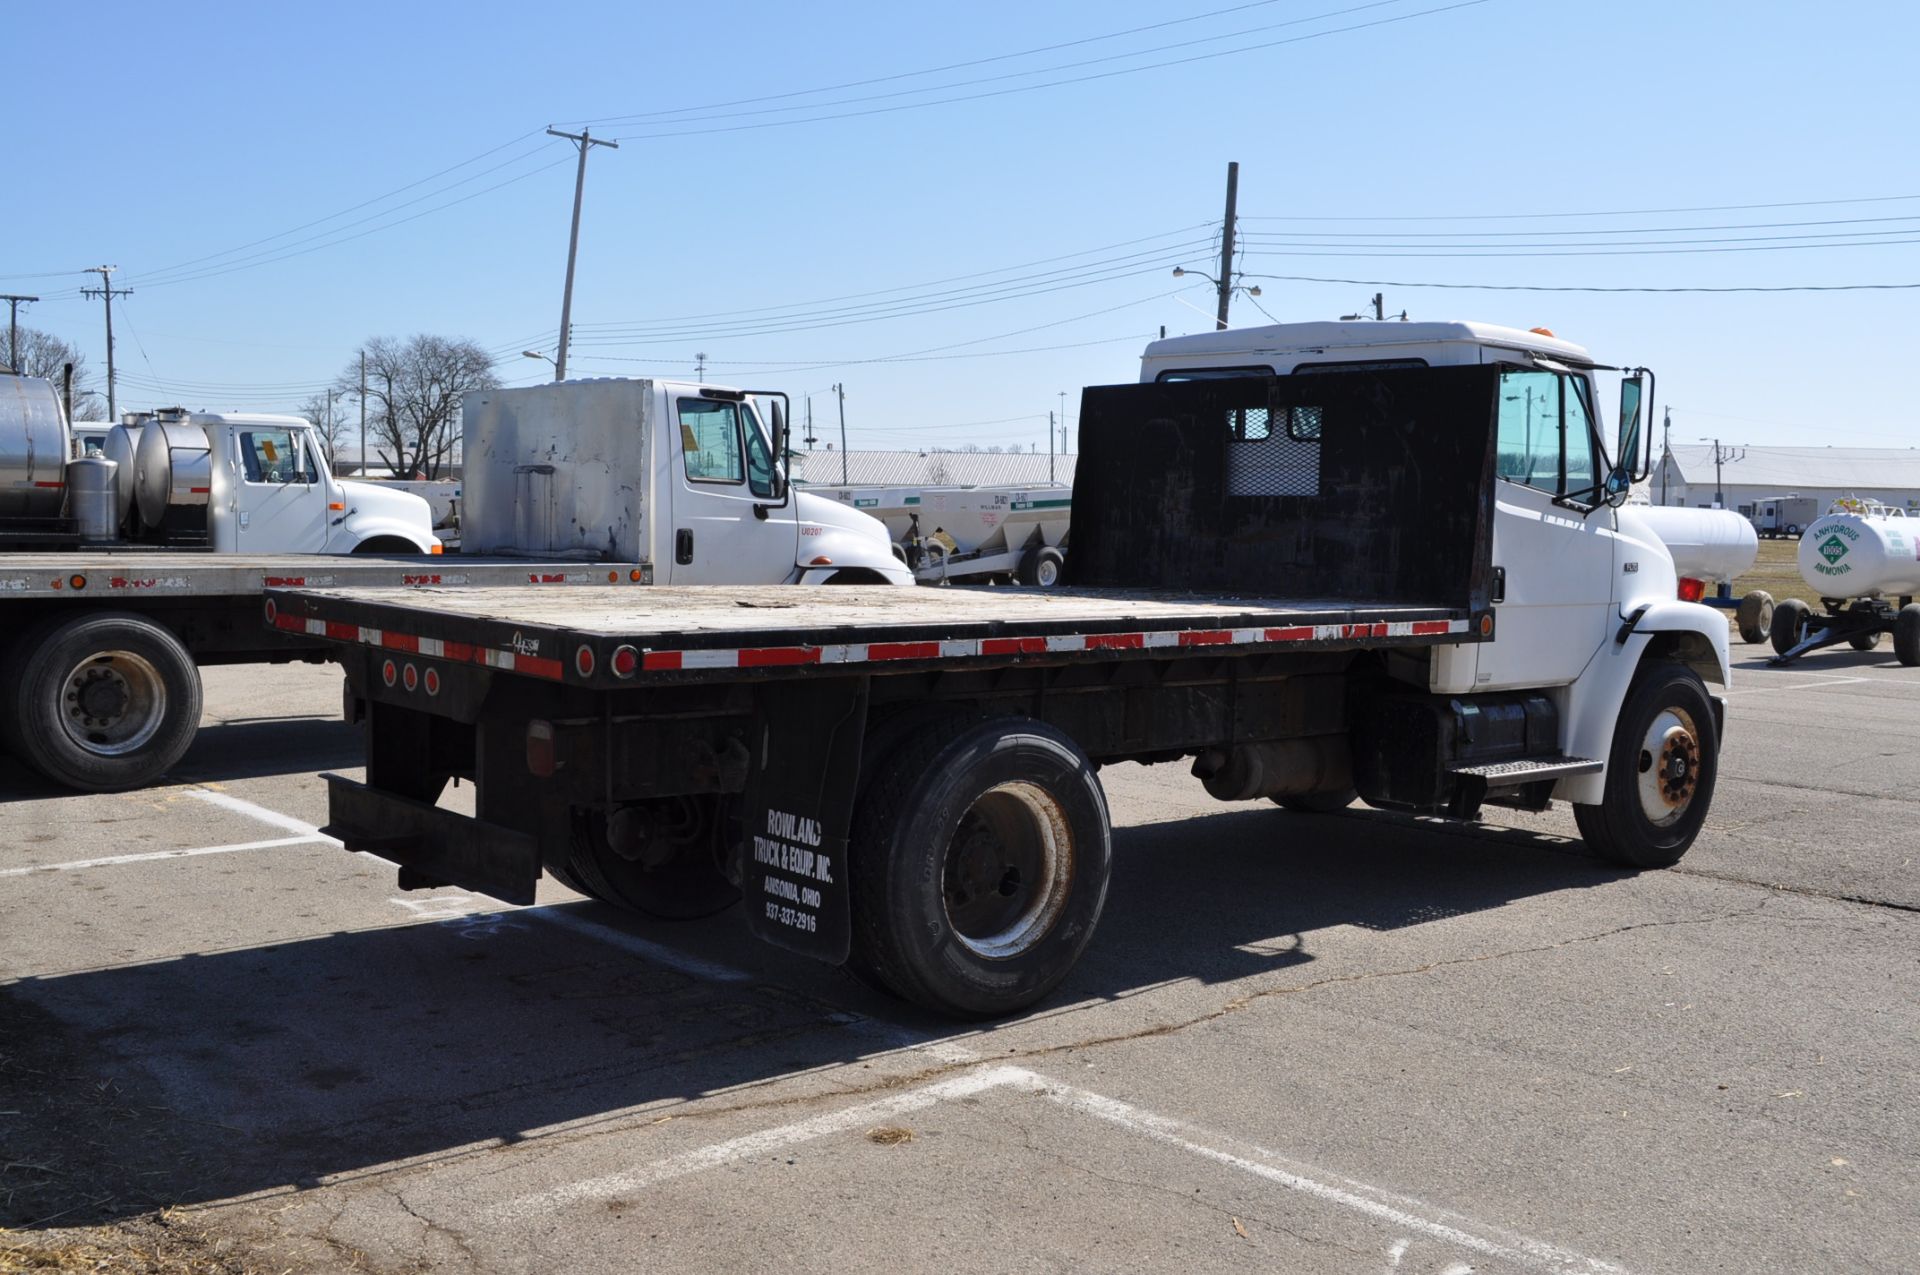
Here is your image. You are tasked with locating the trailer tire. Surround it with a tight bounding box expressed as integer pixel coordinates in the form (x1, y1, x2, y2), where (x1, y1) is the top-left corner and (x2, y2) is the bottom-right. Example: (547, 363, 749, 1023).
(1770, 598, 1810, 656)
(562, 800, 740, 920)
(1573, 661, 1717, 870)
(848, 716, 1110, 1018)
(1734, 591, 1774, 645)
(1895, 605, 1920, 667)
(1018, 546, 1066, 588)
(11, 612, 201, 792)
(1848, 632, 1883, 652)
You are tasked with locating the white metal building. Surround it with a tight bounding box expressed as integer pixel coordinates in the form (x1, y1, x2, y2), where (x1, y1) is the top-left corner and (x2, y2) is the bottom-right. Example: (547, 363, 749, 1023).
(1653, 445, 1920, 516)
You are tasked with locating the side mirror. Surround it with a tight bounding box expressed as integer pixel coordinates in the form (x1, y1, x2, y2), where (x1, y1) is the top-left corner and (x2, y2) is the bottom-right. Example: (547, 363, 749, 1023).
(1617, 374, 1646, 484)
(769, 399, 789, 499)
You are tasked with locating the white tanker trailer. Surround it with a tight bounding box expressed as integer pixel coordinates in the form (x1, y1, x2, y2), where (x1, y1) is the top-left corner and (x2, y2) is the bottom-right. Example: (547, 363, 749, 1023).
(1768, 500, 1920, 665)
(1631, 504, 1773, 643)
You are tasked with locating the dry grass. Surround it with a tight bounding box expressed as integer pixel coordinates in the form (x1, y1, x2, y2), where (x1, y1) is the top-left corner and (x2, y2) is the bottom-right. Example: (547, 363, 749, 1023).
(1730, 538, 1810, 606)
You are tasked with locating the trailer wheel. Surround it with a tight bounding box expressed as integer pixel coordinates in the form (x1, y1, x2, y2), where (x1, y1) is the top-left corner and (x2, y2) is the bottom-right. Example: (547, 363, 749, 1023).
(1848, 632, 1883, 652)
(1895, 605, 1920, 667)
(1573, 662, 1718, 870)
(1734, 591, 1774, 645)
(562, 800, 740, 919)
(1018, 546, 1066, 588)
(11, 612, 201, 792)
(1785, 523, 1801, 538)
(1770, 598, 1810, 656)
(848, 716, 1110, 1018)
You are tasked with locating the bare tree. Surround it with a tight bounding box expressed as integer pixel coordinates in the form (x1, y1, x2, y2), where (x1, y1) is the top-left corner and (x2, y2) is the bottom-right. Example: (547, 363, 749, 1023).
(6, 327, 104, 418)
(294, 390, 353, 464)
(336, 334, 497, 479)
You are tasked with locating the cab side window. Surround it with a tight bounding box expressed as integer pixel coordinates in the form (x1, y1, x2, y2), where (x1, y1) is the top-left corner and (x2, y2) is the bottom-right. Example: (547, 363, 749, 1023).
(1495, 370, 1596, 496)
(240, 429, 306, 484)
(679, 399, 744, 484)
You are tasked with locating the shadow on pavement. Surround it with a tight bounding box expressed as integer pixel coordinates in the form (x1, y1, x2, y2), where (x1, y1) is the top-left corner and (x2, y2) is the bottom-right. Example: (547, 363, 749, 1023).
(0, 802, 1621, 1228)
(0, 715, 364, 801)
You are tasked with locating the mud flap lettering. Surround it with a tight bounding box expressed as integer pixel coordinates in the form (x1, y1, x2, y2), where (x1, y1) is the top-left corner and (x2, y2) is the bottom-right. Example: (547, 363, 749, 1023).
(742, 678, 868, 963)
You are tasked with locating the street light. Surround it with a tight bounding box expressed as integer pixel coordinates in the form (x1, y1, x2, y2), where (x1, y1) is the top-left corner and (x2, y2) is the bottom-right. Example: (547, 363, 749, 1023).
(523, 350, 554, 365)
(1170, 265, 1261, 298)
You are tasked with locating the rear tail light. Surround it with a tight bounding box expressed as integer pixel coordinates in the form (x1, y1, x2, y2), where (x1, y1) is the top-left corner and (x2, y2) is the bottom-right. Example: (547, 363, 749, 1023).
(1677, 576, 1706, 603)
(526, 720, 558, 776)
(610, 644, 639, 678)
(575, 644, 595, 677)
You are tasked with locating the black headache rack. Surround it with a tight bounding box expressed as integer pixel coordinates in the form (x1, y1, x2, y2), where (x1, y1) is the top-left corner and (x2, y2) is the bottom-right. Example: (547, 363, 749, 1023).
(294, 366, 1507, 922)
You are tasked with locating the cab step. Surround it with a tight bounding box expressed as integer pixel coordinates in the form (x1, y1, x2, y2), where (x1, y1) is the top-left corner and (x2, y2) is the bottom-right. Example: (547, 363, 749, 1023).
(1449, 754, 1601, 787)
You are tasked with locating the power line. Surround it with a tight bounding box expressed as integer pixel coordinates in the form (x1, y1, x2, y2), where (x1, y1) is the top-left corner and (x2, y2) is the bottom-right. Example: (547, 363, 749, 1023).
(1242, 272, 1920, 293)
(604, 1, 1492, 141)
(1239, 227, 1920, 250)
(1241, 237, 1920, 259)
(1235, 213, 1920, 238)
(1239, 192, 1920, 223)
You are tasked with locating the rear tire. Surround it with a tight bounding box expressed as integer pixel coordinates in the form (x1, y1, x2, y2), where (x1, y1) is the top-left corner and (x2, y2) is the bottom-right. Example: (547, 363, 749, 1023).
(11, 612, 201, 792)
(848, 716, 1111, 1018)
(1734, 591, 1774, 645)
(1849, 632, 1883, 652)
(1770, 598, 1810, 656)
(561, 800, 740, 919)
(1573, 662, 1717, 870)
(1895, 604, 1920, 667)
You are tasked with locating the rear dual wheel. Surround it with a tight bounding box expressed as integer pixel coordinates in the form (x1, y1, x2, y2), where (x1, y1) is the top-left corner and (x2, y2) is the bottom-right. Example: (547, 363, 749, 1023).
(849, 716, 1110, 1018)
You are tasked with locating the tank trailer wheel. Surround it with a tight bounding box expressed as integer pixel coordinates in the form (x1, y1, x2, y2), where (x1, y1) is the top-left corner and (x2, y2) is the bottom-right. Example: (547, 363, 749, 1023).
(1769, 598, 1811, 657)
(848, 716, 1111, 1018)
(1895, 604, 1920, 667)
(11, 612, 201, 792)
(1573, 662, 1718, 870)
(1734, 591, 1774, 646)
(1018, 545, 1066, 588)
(563, 799, 740, 919)
(1849, 632, 1884, 652)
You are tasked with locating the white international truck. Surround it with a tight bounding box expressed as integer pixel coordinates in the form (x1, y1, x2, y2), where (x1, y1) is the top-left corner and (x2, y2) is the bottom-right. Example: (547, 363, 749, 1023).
(275, 320, 1731, 1019)
(0, 372, 903, 792)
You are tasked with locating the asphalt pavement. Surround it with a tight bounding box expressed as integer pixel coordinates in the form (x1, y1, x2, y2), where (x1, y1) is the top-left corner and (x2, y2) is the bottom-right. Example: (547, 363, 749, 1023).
(1, 647, 1915, 1274)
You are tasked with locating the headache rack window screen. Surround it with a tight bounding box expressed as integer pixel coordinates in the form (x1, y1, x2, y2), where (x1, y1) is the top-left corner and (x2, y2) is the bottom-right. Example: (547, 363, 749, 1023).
(1227, 405, 1322, 496)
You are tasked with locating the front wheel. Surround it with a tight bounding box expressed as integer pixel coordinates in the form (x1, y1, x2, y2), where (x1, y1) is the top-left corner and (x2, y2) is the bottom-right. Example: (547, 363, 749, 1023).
(11, 612, 202, 791)
(848, 716, 1111, 1018)
(1770, 598, 1811, 656)
(1573, 662, 1718, 870)
(1894, 604, 1920, 667)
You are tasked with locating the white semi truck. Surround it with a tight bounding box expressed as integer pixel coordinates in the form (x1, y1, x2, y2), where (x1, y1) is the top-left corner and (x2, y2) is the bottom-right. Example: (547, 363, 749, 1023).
(280, 322, 1731, 1018)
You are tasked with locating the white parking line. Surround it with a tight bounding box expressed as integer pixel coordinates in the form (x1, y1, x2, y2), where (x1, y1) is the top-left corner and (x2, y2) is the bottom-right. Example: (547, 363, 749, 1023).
(1724, 676, 1867, 696)
(0, 834, 329, 879)
(185, 786, 330, 836)
(500, 1064, 1627, 1274)
(529, 908, 757, 986)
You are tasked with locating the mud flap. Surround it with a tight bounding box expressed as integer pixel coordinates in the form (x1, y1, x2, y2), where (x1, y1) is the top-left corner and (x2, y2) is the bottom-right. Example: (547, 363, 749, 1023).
(741, 677, 869, 964)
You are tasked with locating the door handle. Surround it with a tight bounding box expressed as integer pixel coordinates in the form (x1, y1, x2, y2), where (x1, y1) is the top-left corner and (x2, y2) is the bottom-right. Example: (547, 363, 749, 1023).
(675, 528, 694, 564)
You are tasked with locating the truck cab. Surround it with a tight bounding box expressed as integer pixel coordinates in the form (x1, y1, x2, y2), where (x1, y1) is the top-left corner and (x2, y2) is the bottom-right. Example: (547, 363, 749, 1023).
(460, 379, 911, 585)
(1139, 320, 1730, 807)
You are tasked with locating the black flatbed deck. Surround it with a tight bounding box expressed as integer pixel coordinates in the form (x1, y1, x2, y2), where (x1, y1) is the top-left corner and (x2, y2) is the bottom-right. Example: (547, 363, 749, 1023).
(267, 583, 1485, 686)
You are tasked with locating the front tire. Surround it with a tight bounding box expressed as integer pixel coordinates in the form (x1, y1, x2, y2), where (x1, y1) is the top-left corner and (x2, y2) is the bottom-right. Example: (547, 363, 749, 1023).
(11, 612, 201, 792)
(1770, 598, 1810, 656)
(848, 716, 1111, 1018)
(1895, 604, 1920, 667)
(1734, 591, 1774, 645)
(1573, 662, 1718, 870)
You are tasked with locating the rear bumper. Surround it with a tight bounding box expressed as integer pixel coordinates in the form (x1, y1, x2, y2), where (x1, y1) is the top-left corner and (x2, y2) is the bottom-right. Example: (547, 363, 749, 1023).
(321, 773, 540, 905)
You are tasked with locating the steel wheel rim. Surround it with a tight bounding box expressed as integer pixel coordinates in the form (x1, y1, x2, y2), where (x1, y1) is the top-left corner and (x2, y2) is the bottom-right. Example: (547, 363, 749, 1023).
(58, 650, 167, 756)
(1635, 707, 1700, 827)
(1035, 557, 1060, 587)
(941, 780, 1075, 959)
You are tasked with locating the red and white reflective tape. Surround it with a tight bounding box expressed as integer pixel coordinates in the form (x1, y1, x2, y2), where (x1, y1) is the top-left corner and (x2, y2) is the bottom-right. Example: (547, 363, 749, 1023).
(271, 604, 1467, 682)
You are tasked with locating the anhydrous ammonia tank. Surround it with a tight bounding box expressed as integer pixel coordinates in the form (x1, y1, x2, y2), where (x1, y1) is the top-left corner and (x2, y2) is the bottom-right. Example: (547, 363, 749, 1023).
(1633, 506, 1758, 584)
(1797, 510, 1920, 597)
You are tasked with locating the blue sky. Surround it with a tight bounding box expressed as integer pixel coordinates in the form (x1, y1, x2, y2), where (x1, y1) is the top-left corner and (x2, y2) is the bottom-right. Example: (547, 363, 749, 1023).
(9, 0, 1917, 452)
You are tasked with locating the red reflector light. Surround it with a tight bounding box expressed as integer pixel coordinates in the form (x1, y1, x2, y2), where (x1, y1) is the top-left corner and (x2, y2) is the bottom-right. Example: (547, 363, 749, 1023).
(575, 644, 595, 677)
(264, 598, 278, 625)
(423, 667, 441, 696)
(69, 574, 87, 590)
(402, 663, 419, 692)
(381, 659, 397, 688)
(629, 569, 644, 582)
(526, 719, 557, 776)
(610, 644, 639, 678)
(1677, 576, 1706, 603)
(809, 556, 834, 566)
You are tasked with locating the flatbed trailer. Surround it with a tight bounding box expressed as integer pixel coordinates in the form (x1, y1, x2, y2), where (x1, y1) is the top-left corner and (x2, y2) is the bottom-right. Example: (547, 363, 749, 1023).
(0, 551, 645, 791)
(281, 367, 1731, 1018)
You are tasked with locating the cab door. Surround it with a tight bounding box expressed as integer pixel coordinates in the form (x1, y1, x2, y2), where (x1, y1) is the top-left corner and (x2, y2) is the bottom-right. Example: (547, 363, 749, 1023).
(234, 425, 329, 552)
(666, 394, 799, 584)
(1476, 368, 1615, 689)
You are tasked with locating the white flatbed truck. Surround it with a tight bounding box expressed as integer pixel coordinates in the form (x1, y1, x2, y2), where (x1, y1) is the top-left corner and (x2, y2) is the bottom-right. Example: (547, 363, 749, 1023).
(280, 349, 1730, 1019)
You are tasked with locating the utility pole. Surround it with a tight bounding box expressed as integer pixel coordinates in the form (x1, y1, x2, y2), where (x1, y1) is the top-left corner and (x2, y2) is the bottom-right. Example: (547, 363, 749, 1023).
(1372, 292, 1385, 321)
(835, 383, 848, 484)
(1660, 408, 1671, 505)
(1701, 436, 1745, 509)
(1214, 161, 1240, 331)
(1048, 410, 1056, 484)
(2, 294, 38, 374)
(358, 349, 367, 477)
(694, 351, 707, 380)
(323, 387, 335, 462)
(1058, 390, 1067, 455)
(80, 267, 131, 421)
(546, 125, 619, 382)
(804, 396, 816, 449)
